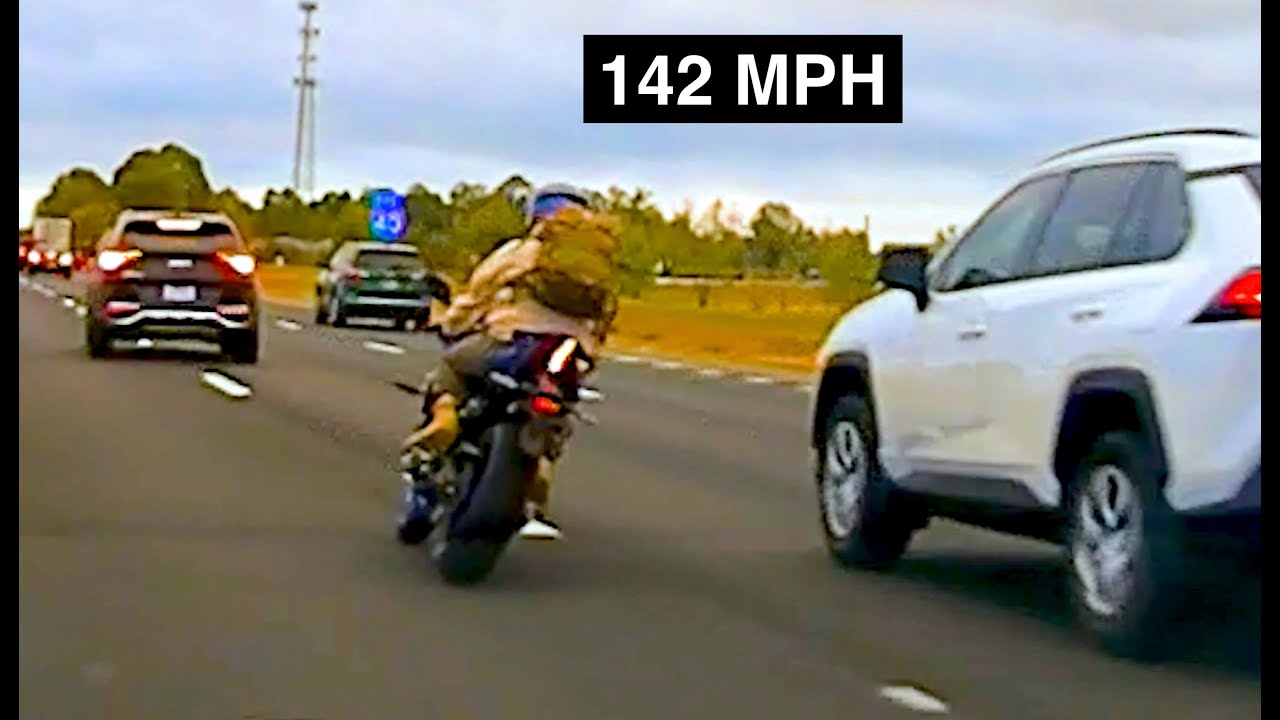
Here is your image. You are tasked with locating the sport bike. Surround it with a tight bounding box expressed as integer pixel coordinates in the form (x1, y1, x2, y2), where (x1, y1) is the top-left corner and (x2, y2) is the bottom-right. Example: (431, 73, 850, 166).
(395, 326, 603, 585)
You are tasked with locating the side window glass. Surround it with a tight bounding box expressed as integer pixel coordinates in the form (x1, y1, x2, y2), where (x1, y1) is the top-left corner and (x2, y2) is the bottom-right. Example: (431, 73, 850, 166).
(1106, 163, 1189, 266)
(1027, 163, 1147, 276)
(932, 175, 1065, 292)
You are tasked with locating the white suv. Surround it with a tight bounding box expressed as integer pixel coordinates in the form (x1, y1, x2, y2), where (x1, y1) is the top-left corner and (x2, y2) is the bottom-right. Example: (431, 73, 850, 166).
(808, 128, 1261, 660)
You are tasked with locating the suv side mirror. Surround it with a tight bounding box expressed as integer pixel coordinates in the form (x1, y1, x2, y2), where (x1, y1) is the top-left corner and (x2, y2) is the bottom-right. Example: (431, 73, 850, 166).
(877, 246, 932, 311)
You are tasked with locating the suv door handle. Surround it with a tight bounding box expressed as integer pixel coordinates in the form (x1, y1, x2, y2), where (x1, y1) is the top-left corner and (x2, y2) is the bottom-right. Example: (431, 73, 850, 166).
(957, 324, 987, 340)
(1069, 304, 1105, 322)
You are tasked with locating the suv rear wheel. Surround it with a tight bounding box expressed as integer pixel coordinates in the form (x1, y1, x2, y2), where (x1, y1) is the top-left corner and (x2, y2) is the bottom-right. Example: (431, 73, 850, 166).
(818, 395, 922, 571)
(1065, 430, 1184, 661)
(85, 315, 111, 359)
(221, 329, 260, 364)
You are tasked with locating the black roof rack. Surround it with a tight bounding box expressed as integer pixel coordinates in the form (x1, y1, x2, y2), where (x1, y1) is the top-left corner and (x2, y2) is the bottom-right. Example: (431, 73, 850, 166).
(1040, 128, 1257, 164)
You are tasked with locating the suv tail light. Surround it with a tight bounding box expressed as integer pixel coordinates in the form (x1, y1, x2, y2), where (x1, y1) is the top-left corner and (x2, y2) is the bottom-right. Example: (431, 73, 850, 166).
(217, 252, 256, 276)
(98, 249, 142, 272)
(1194, 267, 1260, 322)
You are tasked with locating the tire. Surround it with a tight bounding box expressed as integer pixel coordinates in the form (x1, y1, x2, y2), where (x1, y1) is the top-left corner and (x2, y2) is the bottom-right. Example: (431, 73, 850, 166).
(435, 538, 506, 585)
(1065, 430, 1184, 662)
(433, 423, 532, 585)
(314, 293, 329, 325)
(222, 329, 260, 364)
(85, 315, 111, 359)
(817, 394, 921, 571)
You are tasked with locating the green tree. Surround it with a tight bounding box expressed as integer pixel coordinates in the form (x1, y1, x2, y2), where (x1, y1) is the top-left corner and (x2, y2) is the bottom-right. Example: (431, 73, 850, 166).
(68, 200, 122, 251)
(816, 228, 876, 305)
(112, 143, 215, 211)
(449, 191, 525, 271)
(34, 168, 114, 219)
(748, 202, 806, 274)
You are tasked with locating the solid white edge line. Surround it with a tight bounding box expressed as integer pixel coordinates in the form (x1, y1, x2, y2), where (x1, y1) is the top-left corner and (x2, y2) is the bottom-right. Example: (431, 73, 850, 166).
(877, 685, 950, 714)
(200, 370, 253, 399)
(363, 340, 406, 355)
(652, 360, 684, 370)
(610, 354, 643, 364)
(743, 375, 774, 385)
(697, 368, 726, 378)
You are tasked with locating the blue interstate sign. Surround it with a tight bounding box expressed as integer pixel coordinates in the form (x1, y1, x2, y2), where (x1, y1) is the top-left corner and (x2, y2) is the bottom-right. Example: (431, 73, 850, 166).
(368, 189, 407, 241)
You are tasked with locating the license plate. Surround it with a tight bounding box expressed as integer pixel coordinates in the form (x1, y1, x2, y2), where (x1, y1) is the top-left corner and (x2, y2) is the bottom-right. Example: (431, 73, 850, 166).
(162, 285, 197, 303)
(167, 258, 194, 269)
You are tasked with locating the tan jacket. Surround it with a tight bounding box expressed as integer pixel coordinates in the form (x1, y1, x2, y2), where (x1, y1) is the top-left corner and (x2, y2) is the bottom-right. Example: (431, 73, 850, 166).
(430, 235, 600, 356)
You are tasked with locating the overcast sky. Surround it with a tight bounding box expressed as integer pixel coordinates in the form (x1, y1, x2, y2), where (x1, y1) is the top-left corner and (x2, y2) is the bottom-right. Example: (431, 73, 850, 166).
(18, 0, 1260, 246)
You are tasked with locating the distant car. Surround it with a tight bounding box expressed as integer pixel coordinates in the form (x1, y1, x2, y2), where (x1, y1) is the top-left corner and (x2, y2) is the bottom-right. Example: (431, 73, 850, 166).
(808, 128, 1260, 661)
(314, 241, 436, 330)
(83, 210, 261, 362)
(26, 244, 73, 277)
(19, 240, 35, 271)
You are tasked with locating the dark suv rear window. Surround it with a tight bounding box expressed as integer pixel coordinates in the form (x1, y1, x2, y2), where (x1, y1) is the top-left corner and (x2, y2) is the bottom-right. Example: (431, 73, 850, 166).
(1246, 164, 1261, 196)
(120, 220, 242, 254)
(356, 250, 423, 272)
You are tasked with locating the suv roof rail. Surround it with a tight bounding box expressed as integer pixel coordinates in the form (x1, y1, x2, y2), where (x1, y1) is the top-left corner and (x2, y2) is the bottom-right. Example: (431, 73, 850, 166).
(1040, 128, 1258, 164)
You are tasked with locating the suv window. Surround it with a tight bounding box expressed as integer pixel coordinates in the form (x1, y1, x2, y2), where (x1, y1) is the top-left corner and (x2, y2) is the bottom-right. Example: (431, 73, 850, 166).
(355, 249, 423, 272)
(1104, 163, 1190, 266)
(118, 220, 242, 254)
(931, 174, 1066, 292)
(1026, 163, 1149, 276)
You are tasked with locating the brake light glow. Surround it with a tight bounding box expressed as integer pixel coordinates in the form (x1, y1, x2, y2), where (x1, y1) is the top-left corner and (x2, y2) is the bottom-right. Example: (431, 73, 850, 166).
(531, 396, 562, 416)
(58, 251, 73, 266)
(547, 338, 578, 375)
(104, 300, 141, 317)
(19, 246, 27, 257)
(218, 252, 256, 275)
(217, 303, 251, 316)
(30, 250, 42, 263)
(1195, 268, 1261, 322)
(98, 249, 142, 272)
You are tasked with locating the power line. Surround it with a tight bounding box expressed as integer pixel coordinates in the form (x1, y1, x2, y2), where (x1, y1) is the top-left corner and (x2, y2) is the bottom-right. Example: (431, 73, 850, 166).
(291, 1, 319, 199)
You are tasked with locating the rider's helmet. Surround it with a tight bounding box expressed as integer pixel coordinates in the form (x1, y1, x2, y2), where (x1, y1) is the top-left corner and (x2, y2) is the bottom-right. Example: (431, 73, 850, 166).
(524, 183, 591, 227)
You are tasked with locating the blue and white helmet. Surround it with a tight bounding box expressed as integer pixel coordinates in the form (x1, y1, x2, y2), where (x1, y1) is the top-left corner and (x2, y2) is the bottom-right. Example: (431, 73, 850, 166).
(523, 183, 591, 226)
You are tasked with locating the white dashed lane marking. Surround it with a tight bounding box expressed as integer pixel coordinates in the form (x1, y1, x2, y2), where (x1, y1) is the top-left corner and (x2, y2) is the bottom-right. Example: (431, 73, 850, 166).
(743, 375, 774, 385)
(651, 360, 684, 371)
(877, 685, 950, 714)
(199, 370, 253, 399)
(363, 340, 406, 355)
(275, 319, 302, 331)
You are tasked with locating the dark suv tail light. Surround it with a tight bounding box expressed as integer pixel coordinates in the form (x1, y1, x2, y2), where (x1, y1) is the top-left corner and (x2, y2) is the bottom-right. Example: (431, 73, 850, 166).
(216, 252, 257, 276)
(1193, 267, 1261, 322)
(97, 249, 142, 273)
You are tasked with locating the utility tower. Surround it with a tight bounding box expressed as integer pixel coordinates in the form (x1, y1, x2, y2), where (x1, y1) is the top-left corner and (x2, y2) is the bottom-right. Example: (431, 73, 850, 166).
(291, 1, 319, 199)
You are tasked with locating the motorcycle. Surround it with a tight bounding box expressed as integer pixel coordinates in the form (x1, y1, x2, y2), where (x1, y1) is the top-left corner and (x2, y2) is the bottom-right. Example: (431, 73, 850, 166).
(394, 279, 604, 585)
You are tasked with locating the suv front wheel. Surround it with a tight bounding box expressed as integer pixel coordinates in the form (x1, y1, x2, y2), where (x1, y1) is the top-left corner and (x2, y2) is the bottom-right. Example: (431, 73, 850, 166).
(1066, 430, 1184, 661)
(818, 395, 922, 571)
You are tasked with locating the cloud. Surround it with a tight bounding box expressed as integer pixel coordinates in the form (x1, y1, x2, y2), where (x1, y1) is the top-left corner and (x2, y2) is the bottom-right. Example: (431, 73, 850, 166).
(18, 0, 1261, 244)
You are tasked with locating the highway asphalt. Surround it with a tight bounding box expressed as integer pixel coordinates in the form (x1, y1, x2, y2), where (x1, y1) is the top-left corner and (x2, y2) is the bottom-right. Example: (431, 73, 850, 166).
(19, 274, 1261, 720)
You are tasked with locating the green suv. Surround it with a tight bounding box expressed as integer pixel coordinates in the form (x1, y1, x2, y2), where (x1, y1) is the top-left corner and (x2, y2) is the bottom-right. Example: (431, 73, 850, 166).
(315, 242, 434, 331)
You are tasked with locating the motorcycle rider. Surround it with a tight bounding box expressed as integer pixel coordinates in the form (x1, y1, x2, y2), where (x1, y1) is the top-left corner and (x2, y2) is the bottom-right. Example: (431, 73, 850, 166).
(400, 184, 618, 540)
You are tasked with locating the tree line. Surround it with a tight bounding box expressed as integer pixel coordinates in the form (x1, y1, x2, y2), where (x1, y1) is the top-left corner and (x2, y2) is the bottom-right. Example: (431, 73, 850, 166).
(29, 143, 953, 303)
